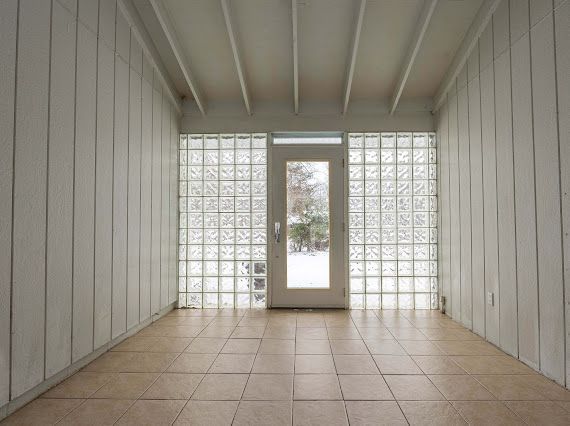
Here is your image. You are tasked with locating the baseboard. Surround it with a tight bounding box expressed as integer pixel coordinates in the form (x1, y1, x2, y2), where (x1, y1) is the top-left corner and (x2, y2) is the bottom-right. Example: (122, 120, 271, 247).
(0, 302, 176, 421)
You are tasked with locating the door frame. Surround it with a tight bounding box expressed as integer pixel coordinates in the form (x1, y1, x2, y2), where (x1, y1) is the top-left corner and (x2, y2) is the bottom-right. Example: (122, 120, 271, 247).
(267, 133, 348, 309)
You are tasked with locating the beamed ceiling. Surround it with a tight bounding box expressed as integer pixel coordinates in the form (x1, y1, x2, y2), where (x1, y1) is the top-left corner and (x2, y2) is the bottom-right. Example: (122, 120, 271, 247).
(132, 0, 485, 117)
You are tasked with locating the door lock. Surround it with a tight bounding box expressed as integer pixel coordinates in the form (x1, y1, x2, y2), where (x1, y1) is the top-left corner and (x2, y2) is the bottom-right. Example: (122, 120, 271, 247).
(274, 222, 281, 243)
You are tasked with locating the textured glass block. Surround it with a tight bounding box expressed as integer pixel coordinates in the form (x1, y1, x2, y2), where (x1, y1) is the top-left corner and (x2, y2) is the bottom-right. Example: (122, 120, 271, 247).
(365, 261, 380, 275)
(220, 134, 235, 149)
(397, 165, 411, 180)
(350, 261, 364, 276)
(381, 182, 395, 195)
(349, 149, 363, 164)
(398, 277, 413, 292)
(380, 149, 395, 164)
(349, 133, 364, 148)
(253, 261, 266, 275)
(398, 245, 412, 260)
(349, 165, 363, 180)
(349, 197, 364, 212)
(413, 149, 427, 164)
(178, 293, 187, 308)
(381, 245, 396, 260)
(398, 261, 413, 276)
(398, 293, 413, 309)
(365, 182, 380, 196)
(253, 278, 266, 292)
(252, 165, 267, 180)
(252, 245, 266, 260)
(382, 294, 397, 309)
(236, 134, 250, 148)
(252, 293, 266, 308)
(235, 213, 251, 228)
(365, 230, 380, 244)
(252, 134, 267, 148)
(366, 277, 380, 292)
(220, 261, 234, 276)
(365, 149, 379, 164)
(252, 181, 267, 196)
(397, 133, 412, 147)
(220, 293, 234, 308)
(237, 278, 250, 292)
(381, 133, 396, 147)
(381, 261, 396, 276)
(204, 261, 218, 276)
(252, 213, 267, 228)
(220, 165, 235, 180)
(414, 165, 428, 180)
(220, 245, 234, 260)
(365, 245, 380, 260)
(415, 277, 430, 292)
(382, 277, 397, 293)
(220, 229, 235, 244)
(189, 150, 203, 165)
(252, 230, 267, 244)
(366, 294, 381, 309)
(252, 150, 266, 164)
(220, 277, 234, 292)
(220, 150, 234, 164)
(189, 166, 203, 180)
(365, 197, 380, 212)
(350, 277, 364, 293)
(204, 245, 218, 260)
(365, 133, 380, 148)
(349, 181, 364, 196)
(205, 135, 219, 149)
(187, 293, 202, 308)
(204, 229, 219, 244)
(350, 294, 365, 309)
(414, 261, 429, 276)
(236, 182, 250, 196)
(365, 165, 380, 180)
(350, 245, 364, 260)
(236, 229, 250, 244)
(204, 277, 218, 292)
(179, 245, 187, 260)
(188, 230, 202, 244)
(350, 213, 364, 228)
(203, 293, 218, 308)
(413, 133, 428, 147)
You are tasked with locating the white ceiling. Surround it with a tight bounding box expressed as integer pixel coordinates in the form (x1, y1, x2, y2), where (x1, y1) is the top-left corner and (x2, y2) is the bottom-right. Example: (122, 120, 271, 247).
(134, 0, 484, 116)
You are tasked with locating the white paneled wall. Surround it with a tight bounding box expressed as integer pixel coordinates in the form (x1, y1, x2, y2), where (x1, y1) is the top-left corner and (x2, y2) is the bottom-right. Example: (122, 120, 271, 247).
(436, 0, 569, 387)
(0, 0, 180, 413)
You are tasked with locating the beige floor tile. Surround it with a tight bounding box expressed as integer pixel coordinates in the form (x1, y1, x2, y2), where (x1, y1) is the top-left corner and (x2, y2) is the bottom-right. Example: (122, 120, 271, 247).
(505, 401, 570, 425)
(330, 339, 369, 354)
(83, 352, 135, 372)
(556, 400, 570, 411)
(198, 326, 235, 338)
(139, 326, 203, 338)
(384, 375, 444, 400)
(233, 401, 292, 426)
(145, 337, 192, 353)
(112, 337, 157, 352)
(412, 356, 466, 375)
(121, 352, 179, 373)
(296, 317, 326, 328)
(191, 374, 248, 400)
(451, 401, 524, 425)
(475, 375, 558, 400)
(166, 353, 216, 373)
(451, 356, 536, 375)
(388, 328, 427, 340)
(399, 401, 466, 425)
(230, 326, 266, 339)
(2, 399, 83, 425)
(91, 373, 159, 399)
(294, 374, 342, 400)
(252, 354, 295, 374)
(373, 355, 423, 374)
(209, 318, 242, 327)
(293, 401, 348, 426)
(295, 354, 336, 374)
(345, 401, 407, 425)
(141, 373, 203, 399)
(326, 327, 361, 339)
(174, 401, 238, 426)
(338, 375, 393, 400)
(429, 375, 496, 400)
(209, 353, 255, 373)
(296, 327, 329, 340)
(116, 399, 185, 426)
(515, 374, 570, 401)
(242, 374, 293, 400)
(57, 399, 133, 425)
(42, 372, 116, 398)
(263, 326, 296, 339)
(258, 339, 295, 354)
(333, 355, 379, 374)
(399, 340, 444, 355)
(295, 339, 331, 354)
(220, 338, 260, 354)
(358, 328, 395, 340)
(184, 338, 227, 354)
(435, 341, 504, 356)
(237, 317, 269, 327)
(365, 339, 406, 355)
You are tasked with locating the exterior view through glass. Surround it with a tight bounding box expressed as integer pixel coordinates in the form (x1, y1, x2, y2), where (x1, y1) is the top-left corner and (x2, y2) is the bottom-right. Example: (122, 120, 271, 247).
(286, 161, 330, 288)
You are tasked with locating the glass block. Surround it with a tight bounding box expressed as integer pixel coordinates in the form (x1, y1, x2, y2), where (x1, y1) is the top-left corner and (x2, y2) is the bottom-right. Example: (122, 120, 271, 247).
(204, 261, 218, 276)
(221, 229, 235, 244)
(366, 294, 381, 309)
(252, 134, 267, 148)
(220, 261, 234, 276)
(380, 149, 395, 164)
(397, 165, 411, 180)
(204, 230, 219, 244)
(365, 133, 380, 148)
(349, 133, 364, 148)
(252, 293, 266, 308)
(398, 293, 413, 309)
(205, 135, 219, 149)
(349, 165, 363, 180)
(237, 293, 251, 308)
(398, 261, 413, 276)
(350, 245, 364, 260)
(178, 293, 186, 308)
(351, 294, 365, 309)
(252, 181, 267, 196)
(350, 261, 364, 276)
(253, 261, 266, 275)
(366, 277, 380, 292)
(365, 197, 380, 212)
(349, 149, 363, 163)
(252, 230, 267, 244)
(204, 277, 218, 292)
(204, 245, 218, 260)
(349, 181, 364, 196)
(382, 294, 397, 309)
(365, 149, 379, 164)
(253, 277, 266, 292)
(415, 293, 430, 309)
(252, 165, 266, 180)
(398, 277, 413, 292)
(365, 245, 380, 260)
(382, 277, 397, 292)
(365, 182, 380, 196)
(381, 133, 396, 147)
(381, 245, 396, 260)
(397, 133, 412, 147)
(350, 277, 364, 293)
(220, 277, 234, 292)
(220, 293, 234, 308)
(415, 277, 430, 292)
(366, 261, 380, 275)
(236, 229, 250, 244)
(220, 134, 235, 149)
(187, 293, 202, 308)
(220, 150, 234, 164)
(365, 165, 380, 179)
(188, 277, 202, 292)
(203, 293, 218, 308)
(252, 150, 266, 164)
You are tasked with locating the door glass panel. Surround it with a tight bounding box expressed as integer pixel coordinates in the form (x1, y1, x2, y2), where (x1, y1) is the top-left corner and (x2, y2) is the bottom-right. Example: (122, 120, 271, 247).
(286, 161, 330, 288)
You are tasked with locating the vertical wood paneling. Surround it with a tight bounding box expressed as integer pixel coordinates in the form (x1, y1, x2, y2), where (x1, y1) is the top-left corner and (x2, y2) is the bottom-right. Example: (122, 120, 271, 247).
(494, 50, 518, 357)
(112, 56, 129, 338)
(439, 105, 451, 313)
(94, 41, 115, 350)
(531, 13, 565, 383)
(127, 67, 141, 329)
(554, 0, 570, 387)
(511, 32, 539, 368)
(45, 1, 75, 377)
(140, 77, 153, 321)
(448, 92, 461, 319)
(480, 64, 499, 345)
(468, 76, 485, 336)
(0, 0, 18, 406)
(78, 0, 99, 34)
(170, 110, 178, 303)
(161, 97, 171, 308)
(11, 0, 51, 397)
(98, 0, 115, 50)
(151, 86, 162, 314)
(458, 86, 472, 328)
(72, 22, 97, 362)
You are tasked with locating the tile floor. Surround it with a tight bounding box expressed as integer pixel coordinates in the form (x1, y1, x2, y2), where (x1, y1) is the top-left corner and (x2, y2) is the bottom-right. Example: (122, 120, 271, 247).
(3, 309, 570, 425)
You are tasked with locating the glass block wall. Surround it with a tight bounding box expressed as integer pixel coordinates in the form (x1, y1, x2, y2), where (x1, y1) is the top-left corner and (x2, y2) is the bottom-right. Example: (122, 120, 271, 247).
(348, 132, 438, 309)
(178, 133, 268, 308)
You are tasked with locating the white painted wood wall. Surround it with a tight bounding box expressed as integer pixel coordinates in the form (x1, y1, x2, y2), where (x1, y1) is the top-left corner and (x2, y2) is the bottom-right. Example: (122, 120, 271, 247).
(0, 0, 180, 408)
(437, 0, 570, 387)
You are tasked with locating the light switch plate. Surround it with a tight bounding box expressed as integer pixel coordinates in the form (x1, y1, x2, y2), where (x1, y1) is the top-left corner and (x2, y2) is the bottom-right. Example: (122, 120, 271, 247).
(487, 292, 494, 306)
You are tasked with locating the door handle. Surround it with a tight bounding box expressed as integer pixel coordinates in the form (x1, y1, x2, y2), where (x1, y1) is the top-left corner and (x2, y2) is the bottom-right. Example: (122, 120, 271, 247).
(274, 222, 281, 243)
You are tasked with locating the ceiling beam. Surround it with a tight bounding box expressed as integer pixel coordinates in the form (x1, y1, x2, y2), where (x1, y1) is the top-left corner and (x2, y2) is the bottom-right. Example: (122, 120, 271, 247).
(292, 0, 299, 114)
(220, 0, 252, 115)
(342, 0, 366, 115)
(433, 0, 501, 111)
(150, 0, 206, 116)
(118, 0, 181, 114)
(389, 0, 438, 115)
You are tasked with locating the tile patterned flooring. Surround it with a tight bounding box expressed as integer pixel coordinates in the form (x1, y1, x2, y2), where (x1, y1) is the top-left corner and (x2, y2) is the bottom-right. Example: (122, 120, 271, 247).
(3, 309, 570, 425)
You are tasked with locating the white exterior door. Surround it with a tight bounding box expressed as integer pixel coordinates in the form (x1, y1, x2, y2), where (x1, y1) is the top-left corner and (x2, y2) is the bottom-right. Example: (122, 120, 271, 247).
(270, 142, 346, 308)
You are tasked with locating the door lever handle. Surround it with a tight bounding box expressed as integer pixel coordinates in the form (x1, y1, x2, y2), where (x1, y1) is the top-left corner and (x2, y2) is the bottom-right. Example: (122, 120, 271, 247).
(274, 222, 281, 243)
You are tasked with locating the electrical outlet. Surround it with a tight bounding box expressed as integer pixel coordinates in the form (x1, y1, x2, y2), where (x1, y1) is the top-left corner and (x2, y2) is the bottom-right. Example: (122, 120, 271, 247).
(487, 292, 494, 306)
